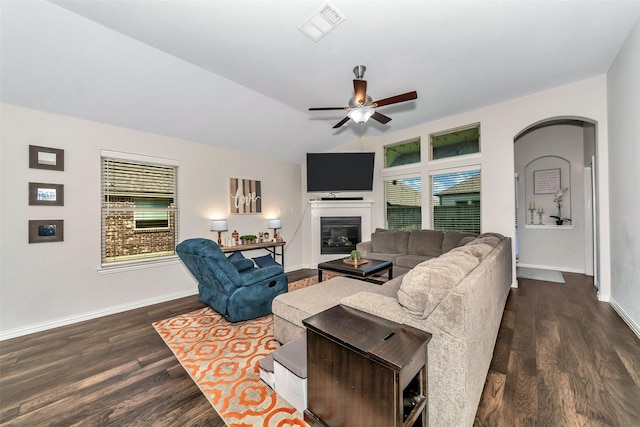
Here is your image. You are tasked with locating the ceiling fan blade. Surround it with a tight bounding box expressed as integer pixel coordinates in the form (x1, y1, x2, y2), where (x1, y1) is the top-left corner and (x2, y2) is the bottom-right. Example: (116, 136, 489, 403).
(309, 107, 349, 111)
(372, 91, 418, 108)
(371, 111, 392, 124)
(333, 116, 351, 128)
(353, 79, 367, 106)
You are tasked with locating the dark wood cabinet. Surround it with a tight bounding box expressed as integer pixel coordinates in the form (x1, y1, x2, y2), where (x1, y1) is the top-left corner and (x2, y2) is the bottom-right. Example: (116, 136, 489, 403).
(302, 305, 432, 427)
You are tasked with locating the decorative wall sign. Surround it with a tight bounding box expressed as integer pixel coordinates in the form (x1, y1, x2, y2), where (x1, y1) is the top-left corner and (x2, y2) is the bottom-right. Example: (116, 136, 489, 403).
(534, 168, 560, 194)
(29, 219, 64, 243)
(29, 145, 64, 171)
(230, 178, 262, 214)
(29, 182, 64, 206)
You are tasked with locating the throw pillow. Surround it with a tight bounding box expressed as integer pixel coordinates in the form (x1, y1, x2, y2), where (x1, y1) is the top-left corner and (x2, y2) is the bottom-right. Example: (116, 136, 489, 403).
(253, 254, 280, 268)
(230, 258, 255, 272)
(467, 234, 501, 248)
(450, 242, 493, 261)
(227, 251, 245, 261)
(441, 231, 478, 253)
(458, 235, 477, 246)
(397, 250, 479, 318)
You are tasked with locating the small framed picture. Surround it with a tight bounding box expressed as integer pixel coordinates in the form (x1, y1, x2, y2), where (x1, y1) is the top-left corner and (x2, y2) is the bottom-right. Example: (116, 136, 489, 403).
(29, 183, 64, 206)
(29, 220, 64, 243)
(29, 145, 64, 171)
(534, 168, 561, 194)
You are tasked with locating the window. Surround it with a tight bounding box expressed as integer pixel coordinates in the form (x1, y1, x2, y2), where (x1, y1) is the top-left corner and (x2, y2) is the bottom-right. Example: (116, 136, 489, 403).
(430, 123, 480, 160)
(384, 176, 422, 230)
(101, 155, 178, 266)
(384, 138, 420, 168)
(430, 169, 480, 234)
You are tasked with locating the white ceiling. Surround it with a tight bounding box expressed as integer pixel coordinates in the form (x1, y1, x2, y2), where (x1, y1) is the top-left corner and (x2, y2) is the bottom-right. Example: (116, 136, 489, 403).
(2, 1, 639, 164)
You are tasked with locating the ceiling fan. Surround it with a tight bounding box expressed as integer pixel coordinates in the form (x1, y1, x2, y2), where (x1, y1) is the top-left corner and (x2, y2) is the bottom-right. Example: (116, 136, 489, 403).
(309, 65, 417, 129)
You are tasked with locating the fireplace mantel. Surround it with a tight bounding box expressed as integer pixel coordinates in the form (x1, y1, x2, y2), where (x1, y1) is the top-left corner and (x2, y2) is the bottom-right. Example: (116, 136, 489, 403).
(309, 200, 373, 266)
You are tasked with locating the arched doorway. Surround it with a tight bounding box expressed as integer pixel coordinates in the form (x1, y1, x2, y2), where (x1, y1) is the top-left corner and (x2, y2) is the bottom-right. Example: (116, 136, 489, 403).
(514, 118, 598, 287)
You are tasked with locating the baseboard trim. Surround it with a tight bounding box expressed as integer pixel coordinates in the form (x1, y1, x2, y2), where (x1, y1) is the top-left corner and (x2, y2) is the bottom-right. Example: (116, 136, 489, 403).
(516, 263, 585, 274)
(609, 298, 640, 339)
(0, 289, 198, 341)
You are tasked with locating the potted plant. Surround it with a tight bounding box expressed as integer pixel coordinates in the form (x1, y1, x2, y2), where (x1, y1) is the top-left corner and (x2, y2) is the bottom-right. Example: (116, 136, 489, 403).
(239, 234, 257, 245)
(350, 250, 361, 262)
(550, 187, 572, 225)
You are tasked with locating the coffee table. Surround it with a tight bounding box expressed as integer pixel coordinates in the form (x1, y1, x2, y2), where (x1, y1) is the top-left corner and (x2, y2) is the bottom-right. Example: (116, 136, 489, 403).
(317, 257, 393, 284)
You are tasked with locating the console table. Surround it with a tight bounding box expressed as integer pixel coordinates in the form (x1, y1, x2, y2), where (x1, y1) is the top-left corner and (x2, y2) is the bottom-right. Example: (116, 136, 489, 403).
(303, 305, 432, 427)
(220, 241, 285, 267)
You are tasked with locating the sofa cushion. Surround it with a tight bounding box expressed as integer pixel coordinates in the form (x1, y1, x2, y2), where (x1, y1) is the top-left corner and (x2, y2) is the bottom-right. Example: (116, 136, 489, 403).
(397, 250, 480, 318)
(395, 254, 435, 270)
(450, 243, 494, 261)
(407, 229, 444, 257)
(272, 276, 397, 328)
(364, 252, 401, 264)
(442, 231, 478, 253)
(371, 229, 410, 253)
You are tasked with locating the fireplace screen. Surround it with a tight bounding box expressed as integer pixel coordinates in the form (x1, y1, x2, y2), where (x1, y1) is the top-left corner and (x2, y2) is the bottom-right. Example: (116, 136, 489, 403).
(321, 216, 362, 255)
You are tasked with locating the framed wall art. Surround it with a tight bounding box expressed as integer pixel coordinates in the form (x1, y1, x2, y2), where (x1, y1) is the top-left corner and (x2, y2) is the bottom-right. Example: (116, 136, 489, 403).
(230, 178, 262, 214)
(534, 168, 560, 194)
(29, 219, 64, 243)
(29, 145, 64, 171)
(29, 182, 64, 206)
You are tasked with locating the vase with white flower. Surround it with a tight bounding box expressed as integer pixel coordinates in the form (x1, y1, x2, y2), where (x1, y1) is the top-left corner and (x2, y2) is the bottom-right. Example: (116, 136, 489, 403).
(550, 187, 571, 225)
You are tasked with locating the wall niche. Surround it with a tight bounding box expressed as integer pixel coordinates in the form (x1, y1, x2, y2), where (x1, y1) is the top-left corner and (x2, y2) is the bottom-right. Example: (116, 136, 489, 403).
(525, 155, 571, 226)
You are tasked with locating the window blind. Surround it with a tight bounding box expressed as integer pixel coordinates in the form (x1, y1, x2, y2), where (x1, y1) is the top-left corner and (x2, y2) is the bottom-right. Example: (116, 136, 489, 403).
(384, 177, 422, 230)
(430, 169, 481, 234)
(101, 156, 178, 265)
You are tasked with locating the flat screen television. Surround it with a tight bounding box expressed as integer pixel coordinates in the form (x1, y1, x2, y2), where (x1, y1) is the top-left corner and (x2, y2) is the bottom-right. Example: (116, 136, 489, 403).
(306, 152, 375, 193)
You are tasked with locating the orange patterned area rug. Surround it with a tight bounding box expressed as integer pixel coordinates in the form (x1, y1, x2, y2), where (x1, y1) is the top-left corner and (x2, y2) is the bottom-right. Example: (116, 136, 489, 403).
(152, 273, 337, 426)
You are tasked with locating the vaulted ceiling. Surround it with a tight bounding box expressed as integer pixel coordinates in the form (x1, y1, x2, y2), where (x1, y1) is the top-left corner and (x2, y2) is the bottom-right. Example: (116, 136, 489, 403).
(2, 1, 639, 163)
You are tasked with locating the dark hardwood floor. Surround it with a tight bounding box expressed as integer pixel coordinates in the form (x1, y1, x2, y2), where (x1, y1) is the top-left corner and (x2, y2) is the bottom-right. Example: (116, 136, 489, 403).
(474, 272, 640, 426)
(1, 270, 638, 426)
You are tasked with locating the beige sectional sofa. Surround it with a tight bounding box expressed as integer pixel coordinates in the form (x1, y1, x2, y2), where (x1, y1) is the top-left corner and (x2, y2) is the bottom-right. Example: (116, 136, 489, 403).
(272, 232, 512, 427)
(356, 228, 478, 276)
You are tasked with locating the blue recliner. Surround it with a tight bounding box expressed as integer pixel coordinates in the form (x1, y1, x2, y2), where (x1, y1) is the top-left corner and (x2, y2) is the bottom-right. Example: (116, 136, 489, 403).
(176, 238, 288, 322)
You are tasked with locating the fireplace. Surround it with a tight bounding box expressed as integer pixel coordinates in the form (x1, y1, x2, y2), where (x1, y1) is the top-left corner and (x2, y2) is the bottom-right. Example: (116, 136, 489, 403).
(309, 200, 372, 266)
(321, 216, 361, 255)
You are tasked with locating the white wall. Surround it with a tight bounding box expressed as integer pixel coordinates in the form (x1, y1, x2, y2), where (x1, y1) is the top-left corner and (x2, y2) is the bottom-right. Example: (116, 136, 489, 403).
(0, 103, 303, 338)
(333, 76, 611, 292)
(515, 125, 586, 272)
(607, 20, 640, 336)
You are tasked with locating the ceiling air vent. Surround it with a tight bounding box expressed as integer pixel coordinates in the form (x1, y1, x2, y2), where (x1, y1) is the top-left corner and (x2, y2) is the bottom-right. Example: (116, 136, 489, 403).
(299, 2, 346, 42)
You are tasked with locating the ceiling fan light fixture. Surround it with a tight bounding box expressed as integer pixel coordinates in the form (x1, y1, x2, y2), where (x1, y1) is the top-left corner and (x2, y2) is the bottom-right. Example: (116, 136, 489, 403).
(348, 106, 375, 124)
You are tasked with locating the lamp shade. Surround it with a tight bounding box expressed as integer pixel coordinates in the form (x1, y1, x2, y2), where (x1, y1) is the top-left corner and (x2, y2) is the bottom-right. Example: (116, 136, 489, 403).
(347, 106, 375, 124)
(268, 219, 282, 230)
(210, 219, 228, 232)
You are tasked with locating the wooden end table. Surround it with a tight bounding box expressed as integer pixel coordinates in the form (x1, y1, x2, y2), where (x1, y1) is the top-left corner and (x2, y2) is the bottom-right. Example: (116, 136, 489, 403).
(317, 257, 393, 283)
(303, 304, 432, 426)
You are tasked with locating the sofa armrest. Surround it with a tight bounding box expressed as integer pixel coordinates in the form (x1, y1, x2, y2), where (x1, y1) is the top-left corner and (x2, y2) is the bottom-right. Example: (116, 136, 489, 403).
(356, 241, 372, 258)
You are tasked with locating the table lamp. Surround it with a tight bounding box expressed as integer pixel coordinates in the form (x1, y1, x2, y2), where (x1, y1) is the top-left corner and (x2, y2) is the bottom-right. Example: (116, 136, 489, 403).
(268, 219, 282, 241)
(211, 219, 228, 246)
